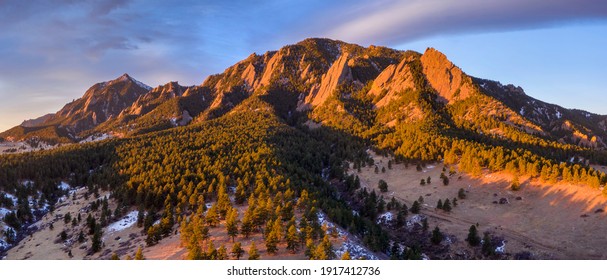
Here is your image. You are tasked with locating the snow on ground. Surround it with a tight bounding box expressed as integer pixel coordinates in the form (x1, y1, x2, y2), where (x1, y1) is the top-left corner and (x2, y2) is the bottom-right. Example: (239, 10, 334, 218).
(426, 165, 435, 169)
(106, 211, 139, 234)
(376, 212, 393, 225)
(3, 193, 18, 206)
(406, 214, 424, 228)
(80, 133, 112, 143)
(0, 208, 11, 219)
(335, 241, 379, 260)
(58, 181, 70, 191)
(0, 238, 8, 251)
(495, 240, 506, 254)
(317, 211, 380, 260)
(21, 180, 34, 187)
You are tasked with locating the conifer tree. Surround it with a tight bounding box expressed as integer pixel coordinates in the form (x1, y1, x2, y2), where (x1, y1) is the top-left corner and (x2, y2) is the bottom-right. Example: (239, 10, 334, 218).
(248, 241, 260, 260)
(431, 226, 443, 245)
(226, 208, 239, 242)
(286, 224, 299, 253)
(467, 225, 480, 246)
(231, 242, 244, 260)
(135, 246, 145, 260)
(443, 199, 452, 212)
(217, 244, 228, 260)
(411, 201, 421, 214)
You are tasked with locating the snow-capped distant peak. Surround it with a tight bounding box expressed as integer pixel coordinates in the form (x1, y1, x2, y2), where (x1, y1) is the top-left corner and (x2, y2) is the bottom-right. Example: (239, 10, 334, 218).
(114, 74, 152, 91)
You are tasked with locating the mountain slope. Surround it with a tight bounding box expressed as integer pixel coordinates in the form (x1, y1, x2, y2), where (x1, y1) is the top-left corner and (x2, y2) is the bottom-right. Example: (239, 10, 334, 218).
(2, 38, 607, 260)
(1, 74, 152, 142)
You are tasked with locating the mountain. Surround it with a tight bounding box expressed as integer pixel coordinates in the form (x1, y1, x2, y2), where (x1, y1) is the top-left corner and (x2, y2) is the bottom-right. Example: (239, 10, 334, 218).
(20, 114, 55, 127)
(1, 74, 152, 142)
(3, 38, 607, 153)
(2, 38, 607, 260)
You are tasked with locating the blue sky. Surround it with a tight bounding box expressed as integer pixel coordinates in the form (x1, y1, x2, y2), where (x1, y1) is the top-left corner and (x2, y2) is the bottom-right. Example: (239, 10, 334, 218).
(0, 0, 606, 131)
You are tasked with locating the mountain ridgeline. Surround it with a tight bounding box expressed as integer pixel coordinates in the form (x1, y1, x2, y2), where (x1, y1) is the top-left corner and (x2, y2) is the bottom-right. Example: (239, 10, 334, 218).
(2, 38, 607, 259)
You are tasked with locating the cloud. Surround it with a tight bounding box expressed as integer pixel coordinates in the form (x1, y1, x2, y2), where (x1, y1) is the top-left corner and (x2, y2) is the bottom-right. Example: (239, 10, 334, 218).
(324, 0, 607, 45)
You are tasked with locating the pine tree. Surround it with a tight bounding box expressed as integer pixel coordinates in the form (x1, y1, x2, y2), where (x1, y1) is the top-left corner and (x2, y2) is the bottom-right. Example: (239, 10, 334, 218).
(467, 225, 480, 246)
(206, 204, 220, 227)
(286, 224, 299, 253)
(226, 208, 239, 242)
(186, 235, 204, 260)
(458, 188, 466, 199)
(511, 175, 521, 191)
(111, 253, 119, 260)
(314, 235, 336, 260)
(431, 226, 443, 245)
(206, 240, 217, 260)
(137, 209, 145, 227)
(305, 238, 315, 259)
(422, 218, 428, 232)
(231, 242, 245, 260)
(378, 180, 388, 192)
(265, 219, 281, 254)
(135, 246, 145, 260)
(481, 232, 494, 256)
(411, 201, 421, 214)
(436, 199, 443, 210)
(248, 241, 260, 260)
(443, 199, 452, 212)
(217, 244, 228, 260)
(91, 225, 102, 253)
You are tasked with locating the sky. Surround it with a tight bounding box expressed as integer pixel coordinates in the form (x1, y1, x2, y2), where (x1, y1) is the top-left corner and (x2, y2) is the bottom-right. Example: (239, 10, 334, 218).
(0, 0, 606, 131)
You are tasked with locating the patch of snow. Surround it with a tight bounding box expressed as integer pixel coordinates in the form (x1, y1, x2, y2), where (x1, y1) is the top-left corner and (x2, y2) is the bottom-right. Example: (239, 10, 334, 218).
(495, 240, 506, 254)
(0, 207, 11, 219)
(106, 211, 139, 233)
(58, 181, 70, 191)
(317, 211, 381, 260)
(335, 240, 379, 260)
(132, 77, 152, 91)
(3, 193, 18, 206)
(585, 113, 591, 118)
(170, 118, 178, 127)
(317, 212, 347, 237)
(0, 238, 9, 251)
(406, 214, 424, 228)
(555, 110, 562, 119)
(178, 110, 193, 126)
(377, 212, 393, 225)
(80, 133, 112, 144)
(21, 180, 34, 187)
(519, 107, 525, 116)
(426, 165, 435, 169)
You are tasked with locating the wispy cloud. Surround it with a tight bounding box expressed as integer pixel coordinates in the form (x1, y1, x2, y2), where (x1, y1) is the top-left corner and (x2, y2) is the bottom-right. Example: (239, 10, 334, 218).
(324, 0, 607, 45)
